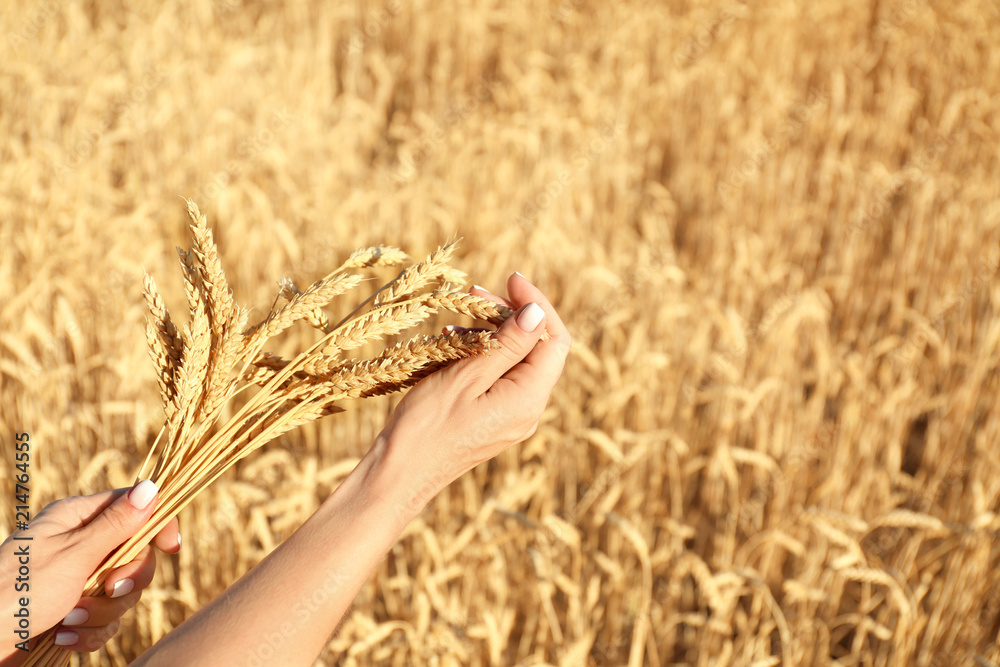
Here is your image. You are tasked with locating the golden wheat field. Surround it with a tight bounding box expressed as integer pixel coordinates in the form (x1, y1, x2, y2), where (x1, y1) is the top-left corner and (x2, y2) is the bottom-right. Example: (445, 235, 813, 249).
(2, 0, 1000, 665)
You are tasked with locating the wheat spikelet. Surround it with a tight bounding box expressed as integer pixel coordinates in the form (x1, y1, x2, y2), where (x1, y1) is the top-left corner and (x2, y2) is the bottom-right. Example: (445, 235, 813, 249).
(835, 566, 914, 622)
(874, 509, 949, 535)
(177, 247, 204, 322)
(339, 245, 412, 270)
(276, 276, 330, 331)
(371, 329, 498, 367)
(245, 352, 291, 384)
(180, 204, 247, 432)
(437, 265, 469, 288)
(185, 198, 235, 335)
(373, 242, 458, 307)
(198, 307, 248, 425)
(141, 274, 181, 418)
(422, 290, 551, 341)
(312, 296, 437, 363)
(167, 250, 212, 438)
(423, 290, 514, 326)
(243, 272, 364, 343)
(141, 273, 183, 367)
(298, 330, 497, 397)
(143, 319, 176, 420)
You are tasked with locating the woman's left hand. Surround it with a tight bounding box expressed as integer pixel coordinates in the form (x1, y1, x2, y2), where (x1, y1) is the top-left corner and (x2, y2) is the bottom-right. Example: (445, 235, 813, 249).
(1, 480, 180, 658)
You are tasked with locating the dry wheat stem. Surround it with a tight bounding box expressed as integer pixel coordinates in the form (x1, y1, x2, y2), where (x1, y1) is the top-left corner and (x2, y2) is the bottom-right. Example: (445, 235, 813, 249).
(27, 203, 527, 666)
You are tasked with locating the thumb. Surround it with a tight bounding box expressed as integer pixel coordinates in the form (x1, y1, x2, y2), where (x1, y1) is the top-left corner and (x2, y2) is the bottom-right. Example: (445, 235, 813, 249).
(466, 302, 546, 394)
(74, 479, 158, 569)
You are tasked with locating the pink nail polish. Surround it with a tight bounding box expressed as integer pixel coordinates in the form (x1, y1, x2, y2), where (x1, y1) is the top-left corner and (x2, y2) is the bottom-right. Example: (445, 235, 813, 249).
(128, 479, 157, 510)
(54, 631, 78, 646)
(515, 303, 545, 332)
(62, 608, 88, 626)
(111, 578, 135, 598)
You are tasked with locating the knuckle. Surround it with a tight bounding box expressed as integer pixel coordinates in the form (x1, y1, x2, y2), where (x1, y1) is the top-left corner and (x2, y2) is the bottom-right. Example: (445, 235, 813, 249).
(119, 590, 142, 611)
(97, 508, 132, 534)
(100, 506, 133, 535)
(89, 621, 120, 650)
(84, 631, 104, 652)
(454, 367, 488, 393)
(493, 342, 524, 365)
(41, 495, 78, 514)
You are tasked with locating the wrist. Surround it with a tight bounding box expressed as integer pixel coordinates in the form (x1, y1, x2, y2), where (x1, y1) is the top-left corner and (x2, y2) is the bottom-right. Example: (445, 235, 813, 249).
(361, 431, 444, 524)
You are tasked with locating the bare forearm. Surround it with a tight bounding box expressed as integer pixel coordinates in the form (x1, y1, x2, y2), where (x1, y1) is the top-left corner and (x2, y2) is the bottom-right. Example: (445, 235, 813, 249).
(0, 648, 26, 667)
(132, 438, 425, 666)
(131, 276, 567, 666)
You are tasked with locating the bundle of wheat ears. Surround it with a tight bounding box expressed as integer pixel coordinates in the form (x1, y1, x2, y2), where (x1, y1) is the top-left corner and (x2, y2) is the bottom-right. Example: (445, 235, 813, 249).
(25, 199, 528, 666)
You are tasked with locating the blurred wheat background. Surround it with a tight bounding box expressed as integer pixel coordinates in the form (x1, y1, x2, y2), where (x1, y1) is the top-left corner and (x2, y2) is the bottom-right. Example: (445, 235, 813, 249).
(1, 0, 999, 665)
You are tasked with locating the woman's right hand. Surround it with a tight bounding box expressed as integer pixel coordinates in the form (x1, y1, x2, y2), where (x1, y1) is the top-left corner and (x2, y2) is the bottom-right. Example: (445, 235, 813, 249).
(372, 272, 571, 515)
(127, 273, 570, 667)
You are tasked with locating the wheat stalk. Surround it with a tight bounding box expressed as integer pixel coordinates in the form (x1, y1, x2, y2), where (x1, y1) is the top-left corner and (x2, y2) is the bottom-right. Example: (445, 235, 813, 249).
(23, 204, 520, 667)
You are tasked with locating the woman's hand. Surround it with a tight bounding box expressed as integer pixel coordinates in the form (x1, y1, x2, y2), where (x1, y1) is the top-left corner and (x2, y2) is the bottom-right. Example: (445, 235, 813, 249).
(0, 480, 180, 659)
(129, 273, 569, 667)
(374, 272, 571, 514)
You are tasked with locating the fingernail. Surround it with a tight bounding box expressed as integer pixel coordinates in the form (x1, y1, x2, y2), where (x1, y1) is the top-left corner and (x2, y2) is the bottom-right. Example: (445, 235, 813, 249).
(54, 631, 78, 646)
(128, 479, 157, 510)
(514, 271, 527, 280)
(515, 303, 545, 332)
(62, 608, 88, 626)
(111, 578, 135, 598)
(443, 325, 461, 333)
(176, 534, 182, 550)
(472, 284, 489, 293)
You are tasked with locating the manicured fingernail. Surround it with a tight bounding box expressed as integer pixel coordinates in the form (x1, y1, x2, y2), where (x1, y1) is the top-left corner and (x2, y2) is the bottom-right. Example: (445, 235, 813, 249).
(514, 271, 527, 280)
(128, 479, 157, 510)
(54, 631, 78, 646)
(176, 534, 182, 550)
(111, 578, 135, 598)
(516, 303, 545, 332)
(62, 608, 88, 626)
(472, 284, 489, 293)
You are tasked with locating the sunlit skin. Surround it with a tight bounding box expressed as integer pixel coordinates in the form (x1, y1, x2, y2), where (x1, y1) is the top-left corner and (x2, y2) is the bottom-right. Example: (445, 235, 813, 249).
(0, 489, 180, 665)
(1, 273, 569, 666)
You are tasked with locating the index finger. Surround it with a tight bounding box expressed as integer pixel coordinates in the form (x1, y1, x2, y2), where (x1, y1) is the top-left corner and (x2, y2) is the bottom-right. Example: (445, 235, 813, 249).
(497, 274, 571, 393)
(45, 488, 131, 530)
(505, 273, 571, 345)
(508, 272, 570, 348)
